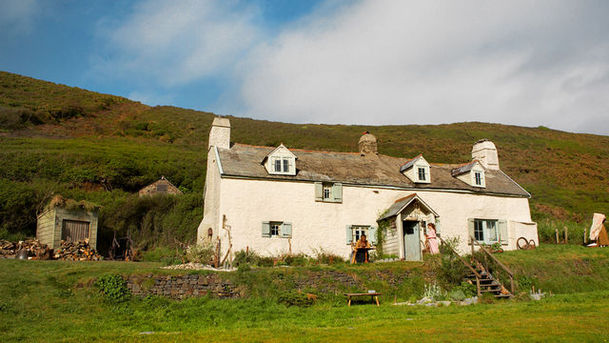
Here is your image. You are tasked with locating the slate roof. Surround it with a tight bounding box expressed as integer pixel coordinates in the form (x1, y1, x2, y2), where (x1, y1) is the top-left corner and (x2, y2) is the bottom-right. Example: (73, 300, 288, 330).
(216, 144, 530, 197)
(399, 154, 423, 173)
(451, 161, 479, 177)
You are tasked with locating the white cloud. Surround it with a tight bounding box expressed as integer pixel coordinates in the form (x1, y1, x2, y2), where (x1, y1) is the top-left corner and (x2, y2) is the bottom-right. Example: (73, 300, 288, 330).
(92, 0, 609, 135)
(0, 0, 39, 34)
(94, 0, 261, 86)
(232, 0, 609, 135)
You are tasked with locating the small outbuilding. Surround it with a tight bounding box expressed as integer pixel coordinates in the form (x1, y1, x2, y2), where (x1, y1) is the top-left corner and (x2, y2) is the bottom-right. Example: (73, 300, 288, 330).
(138, 176, 183, 197)
(36, 195, 100, 249)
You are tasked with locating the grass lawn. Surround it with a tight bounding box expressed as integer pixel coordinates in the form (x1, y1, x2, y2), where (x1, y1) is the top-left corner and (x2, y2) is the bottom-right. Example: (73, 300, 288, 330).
(2, 246, 609, 342)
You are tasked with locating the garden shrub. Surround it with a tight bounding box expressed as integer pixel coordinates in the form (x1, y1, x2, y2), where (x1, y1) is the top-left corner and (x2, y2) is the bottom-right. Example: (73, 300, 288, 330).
(94, 274, 130, 302)
(185, 242, 214, 264)
(277, 291, 315, 307)
(312, 248, 345, 265)
(233, 249, 261, 267)
(436, 237, 469, 286)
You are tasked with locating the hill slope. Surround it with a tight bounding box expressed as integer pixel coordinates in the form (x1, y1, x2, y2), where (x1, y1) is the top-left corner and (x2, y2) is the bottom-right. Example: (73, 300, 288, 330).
(1, 71, 608, 249)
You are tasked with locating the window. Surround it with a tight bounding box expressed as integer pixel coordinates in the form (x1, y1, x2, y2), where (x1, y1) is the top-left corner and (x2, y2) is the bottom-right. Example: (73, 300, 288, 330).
(352, 225, 369, 242)
(322, 184, 332, 200)
(474, 172, 482, 185)
(156, 183, 168, 192)
(262, 221, 292, 238)
(270, 222, 281, 237)
(315, 182, 342, 203)
(473, 219, 498, 244)
(418, 167, 426, 181)
(346, 225, 377, 245)
(270, 157, 294, 174)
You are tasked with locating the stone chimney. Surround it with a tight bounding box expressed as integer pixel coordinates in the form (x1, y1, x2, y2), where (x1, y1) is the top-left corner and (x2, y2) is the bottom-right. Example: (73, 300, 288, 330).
(358, 131, 378, 156)
(472, 139, 499, 170)
(208, 117, 231, 149)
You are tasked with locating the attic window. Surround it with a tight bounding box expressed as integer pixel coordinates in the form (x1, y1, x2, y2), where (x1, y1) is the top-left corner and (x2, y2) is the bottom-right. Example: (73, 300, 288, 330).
(270, 157, 294, 174)
(471, 169, 485, 188)
(273, 158, 289, 173)
(418, 167, 427, 181)
(474, 172, 482, 186)
(265, 144, 297, 176)
(156, 184, 168, 192)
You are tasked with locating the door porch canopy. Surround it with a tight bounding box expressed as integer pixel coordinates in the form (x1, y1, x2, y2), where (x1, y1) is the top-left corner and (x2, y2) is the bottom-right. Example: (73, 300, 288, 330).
(378, 193, 439, 222)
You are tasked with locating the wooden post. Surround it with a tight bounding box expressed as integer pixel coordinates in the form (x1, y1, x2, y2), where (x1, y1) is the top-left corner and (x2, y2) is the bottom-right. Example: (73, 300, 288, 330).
(510, 276, 514, 295)
(564, 226, 568, 244)
(476, 278, 481, 296)
(555, 229, 559, 244)
(471, 237, 474, 257)
(584, 228, 588, 244)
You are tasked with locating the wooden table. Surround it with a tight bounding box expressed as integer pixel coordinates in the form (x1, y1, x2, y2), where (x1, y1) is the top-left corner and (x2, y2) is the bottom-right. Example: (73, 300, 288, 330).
(345, 292, 382, 307)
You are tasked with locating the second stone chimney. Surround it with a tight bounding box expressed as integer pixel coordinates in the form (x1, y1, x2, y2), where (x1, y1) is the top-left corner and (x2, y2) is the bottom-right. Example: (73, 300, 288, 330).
(472, 139, 499, 170)
(208, 117, 231, 149)
(358, 131, 378, 156)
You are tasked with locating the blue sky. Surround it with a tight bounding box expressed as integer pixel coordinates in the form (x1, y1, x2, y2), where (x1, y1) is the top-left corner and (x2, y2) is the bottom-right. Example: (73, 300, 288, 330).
(1, 0, 609, 135)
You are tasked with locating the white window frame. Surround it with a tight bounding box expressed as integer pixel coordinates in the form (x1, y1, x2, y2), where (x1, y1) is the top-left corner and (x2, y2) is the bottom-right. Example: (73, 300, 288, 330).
(270, 221, 282, 237)
(415, 164, 430, 183)
(322, 183, 332, 200)
(269, 156, 295, 175)
(474, 219, 498, 244)
(471, 169, 485, 187)
(352, 225, 370, 242)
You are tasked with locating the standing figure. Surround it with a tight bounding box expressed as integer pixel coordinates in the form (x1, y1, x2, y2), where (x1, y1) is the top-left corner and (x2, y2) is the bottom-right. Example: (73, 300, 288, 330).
(426, 223, 440, 255)
(589, 213, 608, 247)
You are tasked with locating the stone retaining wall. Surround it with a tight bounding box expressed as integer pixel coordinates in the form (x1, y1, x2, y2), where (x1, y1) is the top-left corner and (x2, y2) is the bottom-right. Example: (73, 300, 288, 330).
(126, 274, 236, 300)
(125, 270, 379, 300)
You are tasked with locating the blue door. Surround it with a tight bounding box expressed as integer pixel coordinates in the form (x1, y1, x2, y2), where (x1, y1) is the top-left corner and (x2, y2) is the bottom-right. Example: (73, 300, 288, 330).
(403, 220, 421, 261)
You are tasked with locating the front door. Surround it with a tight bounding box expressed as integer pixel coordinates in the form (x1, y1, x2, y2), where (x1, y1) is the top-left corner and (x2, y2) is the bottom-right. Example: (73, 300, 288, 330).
(402, 220, 421, 261)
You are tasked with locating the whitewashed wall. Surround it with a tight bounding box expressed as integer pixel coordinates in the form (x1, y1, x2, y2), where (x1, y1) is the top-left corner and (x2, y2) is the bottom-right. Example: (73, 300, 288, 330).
(196, 148, 223, 245)
(212, 177, 534, 258)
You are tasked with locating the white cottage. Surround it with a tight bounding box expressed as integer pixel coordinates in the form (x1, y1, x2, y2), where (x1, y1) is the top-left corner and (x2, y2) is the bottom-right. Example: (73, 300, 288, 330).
(197, 117, 538, 261)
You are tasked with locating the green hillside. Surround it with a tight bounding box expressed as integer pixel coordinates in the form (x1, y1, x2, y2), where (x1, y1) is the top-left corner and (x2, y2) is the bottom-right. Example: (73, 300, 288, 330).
(1, 71, 608, 251)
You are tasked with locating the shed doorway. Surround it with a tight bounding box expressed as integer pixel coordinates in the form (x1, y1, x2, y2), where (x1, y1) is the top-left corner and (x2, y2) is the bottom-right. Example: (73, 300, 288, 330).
(402, 220, 421, 261)
(62, 219, 90, 242)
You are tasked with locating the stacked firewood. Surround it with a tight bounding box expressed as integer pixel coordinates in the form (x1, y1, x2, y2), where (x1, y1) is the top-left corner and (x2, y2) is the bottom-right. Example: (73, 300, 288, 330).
(0, 239, 52, 260)
(0, 239, 17, 257)
(54, 240, 102, 261)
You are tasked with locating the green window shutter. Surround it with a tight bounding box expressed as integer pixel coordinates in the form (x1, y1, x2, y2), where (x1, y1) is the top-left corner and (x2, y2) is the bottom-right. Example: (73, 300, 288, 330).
(346, 225, 353, 244)
(332, 183, 343, 203)
(281, 222, 292, 238)
(467, 218, 475, 245)
(262, 221, 271, 237)
(498, 219, 508, 245)
(368, 226, 378, 245)
(314, 182, 323, 201)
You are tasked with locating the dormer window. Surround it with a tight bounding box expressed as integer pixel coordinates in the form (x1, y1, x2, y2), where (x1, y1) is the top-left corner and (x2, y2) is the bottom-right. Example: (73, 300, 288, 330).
(273, 157, 291, 173)
(418, 167, 427, 181)
(474, 171, 483, 186)
(400, 155, 431, 184)
(451, 160, 486, 188)
(263, 144, 297, 176)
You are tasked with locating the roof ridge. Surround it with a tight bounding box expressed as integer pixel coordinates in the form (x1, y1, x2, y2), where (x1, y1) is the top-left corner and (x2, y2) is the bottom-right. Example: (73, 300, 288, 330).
(393, 193, 417, 204)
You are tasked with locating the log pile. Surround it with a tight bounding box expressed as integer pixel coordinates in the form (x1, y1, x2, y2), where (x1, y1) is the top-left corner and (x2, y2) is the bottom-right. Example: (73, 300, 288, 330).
(0, 239, 52, 260)
(54, 239, 102, 261)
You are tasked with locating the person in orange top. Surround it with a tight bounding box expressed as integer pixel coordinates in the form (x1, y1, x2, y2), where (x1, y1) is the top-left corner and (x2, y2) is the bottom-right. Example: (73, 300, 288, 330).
(352, 234, 371, 263)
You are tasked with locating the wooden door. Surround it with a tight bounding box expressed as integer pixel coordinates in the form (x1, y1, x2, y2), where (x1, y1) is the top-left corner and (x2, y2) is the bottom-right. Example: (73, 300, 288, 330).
(62, 220, 90, 242)
(403, 220, 421, 261)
